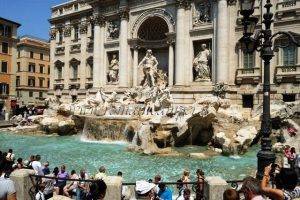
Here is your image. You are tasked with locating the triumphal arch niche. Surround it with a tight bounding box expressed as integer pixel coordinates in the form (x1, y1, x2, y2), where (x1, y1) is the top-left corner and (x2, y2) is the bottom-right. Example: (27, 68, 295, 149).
(130, 9, 176, 87)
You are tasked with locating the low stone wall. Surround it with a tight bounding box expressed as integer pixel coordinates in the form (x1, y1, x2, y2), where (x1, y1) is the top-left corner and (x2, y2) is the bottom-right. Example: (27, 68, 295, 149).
(10, 169, 122, 200)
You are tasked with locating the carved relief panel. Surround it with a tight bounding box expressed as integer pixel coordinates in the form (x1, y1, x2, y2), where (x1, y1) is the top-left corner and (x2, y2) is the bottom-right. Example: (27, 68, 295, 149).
(193, 1, 212, 27)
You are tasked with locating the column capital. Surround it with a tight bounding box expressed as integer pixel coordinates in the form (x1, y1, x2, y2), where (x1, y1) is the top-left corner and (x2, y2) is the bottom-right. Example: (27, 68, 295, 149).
(166, 33, 176, 45)
(79, 22, 88, 34)
(119, 7, 130, 20)
(176, 0, 191, 10)
(93, 14, 106, 27)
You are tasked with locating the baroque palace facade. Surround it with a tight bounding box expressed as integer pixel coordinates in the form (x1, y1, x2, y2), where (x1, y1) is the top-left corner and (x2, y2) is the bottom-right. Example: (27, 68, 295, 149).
(49, 0, 300, 107)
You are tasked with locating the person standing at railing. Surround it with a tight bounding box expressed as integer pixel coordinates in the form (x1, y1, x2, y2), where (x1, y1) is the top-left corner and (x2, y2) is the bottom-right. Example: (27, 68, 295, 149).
(181, 170, 190, 189)
(0, 161, 17, 200)
(32, 155, 44, 176)
(63, 170, 79, 198)
(195, 169, 204, 200)
(157, 183, 172, 200)
(54, 165, 69, 195)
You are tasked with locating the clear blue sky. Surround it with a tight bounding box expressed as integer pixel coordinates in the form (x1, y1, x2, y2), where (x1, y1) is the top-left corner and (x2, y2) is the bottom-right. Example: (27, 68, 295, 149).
(0, 0, 69, 40)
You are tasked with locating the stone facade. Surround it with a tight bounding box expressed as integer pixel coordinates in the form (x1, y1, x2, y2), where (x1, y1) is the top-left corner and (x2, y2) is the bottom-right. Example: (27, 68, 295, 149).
(48, 0, 300, 106)
(0, 17, 20, 113)
(16, 36, 50, 106)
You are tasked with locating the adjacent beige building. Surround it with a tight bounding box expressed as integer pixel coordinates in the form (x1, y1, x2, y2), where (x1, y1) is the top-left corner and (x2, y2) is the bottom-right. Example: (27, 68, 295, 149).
(16, 36, 50, 106)
(0, 17, 20, 113)
(48, 0, 300, 107)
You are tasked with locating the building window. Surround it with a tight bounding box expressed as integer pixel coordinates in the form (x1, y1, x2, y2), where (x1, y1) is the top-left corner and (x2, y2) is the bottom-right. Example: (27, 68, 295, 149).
(29, 91, 33, 97)
(0, 83, 9, 95)
(47, 79, 50, 88)
(16, 76, 20, 87)
(48, 66, 50, 74)
(59, 30, 63, 44)
(283, 94, 296, 102)
(59, 8, 63, 15)
(57, 66, 62, 79)
(74, 25, 79, 41)
(17, 62, 20, 72)
(28, 63, 35, 72)
(242, 95, 254, 108)
(28, 77, 35, 87)
(74, 4, 78, 10)
(72, 65, 78, 79)
(1, 61, 7, 73)
(39, 92, 43, 98)
(4, 26, 11, 37)
(2, 42, 8, 54)
(0, 24, 3, 36)
(283, 46, 296, 66)
(39, 78, 43, 87)
(40, 53, 43, 60)
(243, 52, 254, 68)
(39, 65, 44, 73)
(91, 23, 94, 38)
(30, 51, 34, 59)
(72, 95, 77, 103)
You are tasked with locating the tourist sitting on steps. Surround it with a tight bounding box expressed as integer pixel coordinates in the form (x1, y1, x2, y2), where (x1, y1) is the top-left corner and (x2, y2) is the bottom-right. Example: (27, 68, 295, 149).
(261, 165, 300, 200)
(223, 188, 240, 200)
(0, 160, 17, 200)
(177, 188, 193, 200)
(63, 170, 79, 198)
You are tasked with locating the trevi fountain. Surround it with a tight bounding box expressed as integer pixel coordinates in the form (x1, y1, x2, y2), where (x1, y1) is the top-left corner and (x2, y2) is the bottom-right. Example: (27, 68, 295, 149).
(1, 50, 299, 182)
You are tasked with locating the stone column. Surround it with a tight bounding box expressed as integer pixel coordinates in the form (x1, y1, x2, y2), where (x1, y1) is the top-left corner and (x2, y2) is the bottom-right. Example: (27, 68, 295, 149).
(175, 0, 188, 86)
(133, 46, 139, 87)
(80, 20, 88, 90)
(167, 37, 175, 86)
(63, 22, 71, 91)
(119, 8, 129, 87)
(93, 14, 106, 88)
(216, 0, 229, 83)
(49, 28, 56, 91)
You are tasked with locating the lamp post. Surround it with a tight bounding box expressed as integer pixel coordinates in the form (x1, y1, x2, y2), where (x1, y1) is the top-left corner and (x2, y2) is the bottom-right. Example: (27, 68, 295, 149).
(239, 0, 300, 179)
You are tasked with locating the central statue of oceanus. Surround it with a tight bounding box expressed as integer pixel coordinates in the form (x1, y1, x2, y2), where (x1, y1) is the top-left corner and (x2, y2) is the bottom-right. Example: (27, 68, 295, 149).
(138, 49, 159, 87)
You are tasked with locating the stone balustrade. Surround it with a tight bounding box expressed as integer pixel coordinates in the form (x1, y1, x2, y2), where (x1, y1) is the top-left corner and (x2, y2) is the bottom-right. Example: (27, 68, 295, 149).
(275, 65, 300, 83)
(10, 170, 231, 200)
(235, 67, 261, 85)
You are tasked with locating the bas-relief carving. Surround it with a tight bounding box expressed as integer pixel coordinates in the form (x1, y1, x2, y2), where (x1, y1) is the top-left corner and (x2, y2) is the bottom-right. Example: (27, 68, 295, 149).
(79, 23, 88, 34)
(63, 26, 72, 37)
(193, 2, 212, 27)
(193, 44, 211, 81)
(107, 20, 120, 39)
(50, 29, 56, 40)
(107, 54, 119, 84)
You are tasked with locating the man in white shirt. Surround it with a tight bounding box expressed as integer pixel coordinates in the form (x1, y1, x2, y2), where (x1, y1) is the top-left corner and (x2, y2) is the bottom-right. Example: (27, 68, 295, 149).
(0, 161, 17, 200)
(32, 155, 44, 176)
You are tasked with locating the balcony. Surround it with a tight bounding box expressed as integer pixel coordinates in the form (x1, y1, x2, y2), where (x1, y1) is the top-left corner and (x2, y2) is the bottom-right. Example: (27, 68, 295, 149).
(70, 44, 81, 54)
(55, 79, 64, 83)
(70, 78, 80, 85)
(55, 47, 65, 55)
(236, 67, 261, 85)
(275, 65, 300, 83)
(276, 0, 300, 19)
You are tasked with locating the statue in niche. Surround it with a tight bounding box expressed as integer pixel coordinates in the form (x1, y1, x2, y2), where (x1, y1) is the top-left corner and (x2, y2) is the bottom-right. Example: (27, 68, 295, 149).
(193, 3, 211, 26)
(138, 49, 159, 87)
(193, 44, 211, 81)
(107, 21, 119, 39)
(107, 54, 119, 83)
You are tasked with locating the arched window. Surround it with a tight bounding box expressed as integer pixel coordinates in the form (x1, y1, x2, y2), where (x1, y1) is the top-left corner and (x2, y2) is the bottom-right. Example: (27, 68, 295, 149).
(70, 58, 80, 79)
(54, 60, 64, 79)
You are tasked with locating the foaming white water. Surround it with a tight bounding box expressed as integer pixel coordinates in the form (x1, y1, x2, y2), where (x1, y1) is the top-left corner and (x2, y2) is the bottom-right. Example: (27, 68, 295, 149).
(79, 134, 128, 145)
(230, 155, 241, 160)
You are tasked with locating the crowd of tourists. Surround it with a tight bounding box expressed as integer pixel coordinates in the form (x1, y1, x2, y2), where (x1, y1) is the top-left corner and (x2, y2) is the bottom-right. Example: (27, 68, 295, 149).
(1, 148, 300, 200)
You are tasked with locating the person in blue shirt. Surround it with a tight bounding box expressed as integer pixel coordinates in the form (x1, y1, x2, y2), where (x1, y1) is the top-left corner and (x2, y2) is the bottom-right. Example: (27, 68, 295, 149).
(158, 183, 172, 200)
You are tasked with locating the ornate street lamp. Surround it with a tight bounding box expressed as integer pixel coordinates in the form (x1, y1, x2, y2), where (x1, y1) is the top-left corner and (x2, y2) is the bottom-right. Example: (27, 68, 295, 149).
(239, 0, 300, 179)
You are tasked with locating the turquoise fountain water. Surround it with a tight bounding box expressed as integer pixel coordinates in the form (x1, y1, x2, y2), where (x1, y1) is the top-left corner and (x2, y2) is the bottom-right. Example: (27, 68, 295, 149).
(0, 131, 258, 182)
